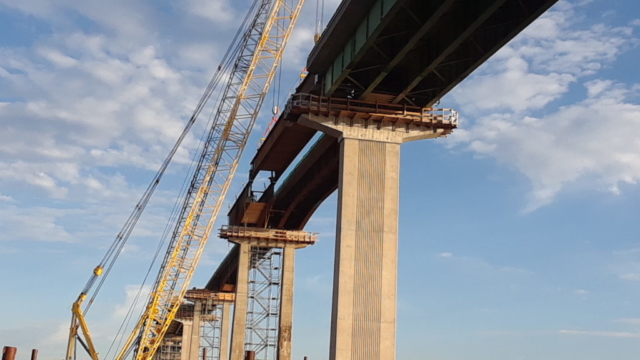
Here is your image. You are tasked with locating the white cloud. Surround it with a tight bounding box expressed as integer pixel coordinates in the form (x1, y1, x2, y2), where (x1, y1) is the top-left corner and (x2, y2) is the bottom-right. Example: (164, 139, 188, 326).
(585, 79, 614, 97)
(448, 3, 640, 211)
(184, 0, 237, 25)
(613, 318, 640, 325)
(437, 252, 532, 275)
(574, 289, 589, 295)
(121, 244, 141, 254)
(453, 56, 574, 112)
(559, 329, 640, 338)
(37, 47, 78, 68)
(0, 246, 19, 254)
(0, 0, 326, 208)
(478, 330, 522, 336)
(0, 162, 70, 198)
(609, 250, 640, 282)
(42, 321, 70, 346)
(113, 284, 151, 319)
(0, 1, 159, 42)
(0, 205, 78, 242)
(282, 25, 316, 69)
(613, 247, 640, 255)
(452, 81, 640, 212)
(302, 274, 332, 294)
(452, 3, 635, 113)
(0, 26, 207, 201)
(619, 273, 640, 281)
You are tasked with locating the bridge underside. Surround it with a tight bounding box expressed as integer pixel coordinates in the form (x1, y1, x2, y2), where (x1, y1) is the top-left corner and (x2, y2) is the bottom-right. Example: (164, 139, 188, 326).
(206, 0, 559, 291)
(307, 0, 558, 107)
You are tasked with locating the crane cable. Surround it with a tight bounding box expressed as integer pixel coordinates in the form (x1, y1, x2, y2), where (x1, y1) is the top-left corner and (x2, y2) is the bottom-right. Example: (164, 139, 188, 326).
(265, 8, 285, 146)
(127, 0, 308, 356)
(106, 88, 225, 360)
(97, 0, 267, 357)
(81, 0, 263, 316)
(314, 0, 324, 42)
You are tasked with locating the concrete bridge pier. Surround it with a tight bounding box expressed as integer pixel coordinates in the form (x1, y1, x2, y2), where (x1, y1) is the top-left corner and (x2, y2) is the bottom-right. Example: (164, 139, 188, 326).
(218, 302, 232, 360)
(220, 227, 316, 360)
(228, 241, 250, 360)
(186, 300, 202, 360)
(180, 290, 235, 360)
(299, 114, 447, 360)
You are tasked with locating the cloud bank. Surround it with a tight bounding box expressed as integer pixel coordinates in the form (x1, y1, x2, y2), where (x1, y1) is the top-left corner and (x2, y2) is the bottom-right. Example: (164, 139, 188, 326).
(448, 2, 640, 211)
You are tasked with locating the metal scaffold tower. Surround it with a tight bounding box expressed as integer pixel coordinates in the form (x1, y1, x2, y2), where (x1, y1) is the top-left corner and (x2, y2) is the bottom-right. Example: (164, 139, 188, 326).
(200, 305, 222, 360)
(245, 248, 283, 360)
(154, 336, 181, 360)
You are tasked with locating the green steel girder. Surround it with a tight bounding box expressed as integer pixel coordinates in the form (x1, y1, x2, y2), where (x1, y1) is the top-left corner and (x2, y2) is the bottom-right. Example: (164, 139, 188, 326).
(315, 0, 560, 106)
(358, 0, 458, 100)
(323, 0, 404, 96)
(403, 0, 561, 105)
(389, 0, 510, 104)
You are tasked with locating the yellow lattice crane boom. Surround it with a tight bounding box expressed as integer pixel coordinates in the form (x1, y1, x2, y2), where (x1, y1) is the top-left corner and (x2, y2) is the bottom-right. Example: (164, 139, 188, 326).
(65, 0, 305, 359)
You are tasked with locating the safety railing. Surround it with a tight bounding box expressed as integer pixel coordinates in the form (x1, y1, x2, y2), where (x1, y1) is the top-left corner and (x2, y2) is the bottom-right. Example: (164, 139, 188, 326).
(185, 289, 236, 301)
(219, 225, 318, 243)
(286, 93, 458, 125)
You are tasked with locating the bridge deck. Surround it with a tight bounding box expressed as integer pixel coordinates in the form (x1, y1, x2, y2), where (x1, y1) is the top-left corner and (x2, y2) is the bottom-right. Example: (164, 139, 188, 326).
(205, 0, 560, 292)
(308, 0, 559, 106)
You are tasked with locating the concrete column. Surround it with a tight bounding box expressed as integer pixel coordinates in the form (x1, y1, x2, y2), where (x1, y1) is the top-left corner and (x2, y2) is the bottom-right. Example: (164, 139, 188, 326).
(180, 321, 194, 360)
(220, 302, 232, 360)
(296, 113, 442, 360)
(329, 137, 400, 360)
(218, 228, 315, 360)
(229, 242, 251, 360)
(186, 300, 202, 360)
(277, 246, 296, 360)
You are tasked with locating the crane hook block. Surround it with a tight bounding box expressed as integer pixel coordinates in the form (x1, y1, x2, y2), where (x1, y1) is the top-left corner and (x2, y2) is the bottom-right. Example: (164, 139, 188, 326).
(93, 266, 104, 276)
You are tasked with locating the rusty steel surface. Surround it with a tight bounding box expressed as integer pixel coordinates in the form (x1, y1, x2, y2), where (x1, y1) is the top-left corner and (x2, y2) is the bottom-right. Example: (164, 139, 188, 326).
(287, 93, 458, 127)
(2, 347, 16, 360)
(268, 135, 339, 230)
(184, 289, 235, 302)
(249, 120, 317, 180)
(219, 226, 318, 245)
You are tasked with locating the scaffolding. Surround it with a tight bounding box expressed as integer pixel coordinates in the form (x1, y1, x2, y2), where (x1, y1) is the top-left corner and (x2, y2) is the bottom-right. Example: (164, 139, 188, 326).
(154, 303, 193, 360)
(154, 337, 182, 360)
(201, 305, 222, 360)
(245, 247, 283, 360)
(153, 298, 224, 360)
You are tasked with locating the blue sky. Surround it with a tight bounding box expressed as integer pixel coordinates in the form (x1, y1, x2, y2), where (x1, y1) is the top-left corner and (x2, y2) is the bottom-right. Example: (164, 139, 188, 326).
(1, 0, 640, 359)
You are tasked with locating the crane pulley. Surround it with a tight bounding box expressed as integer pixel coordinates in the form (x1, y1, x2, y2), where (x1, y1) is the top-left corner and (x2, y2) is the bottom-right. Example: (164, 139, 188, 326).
(65, 0, 305, 359)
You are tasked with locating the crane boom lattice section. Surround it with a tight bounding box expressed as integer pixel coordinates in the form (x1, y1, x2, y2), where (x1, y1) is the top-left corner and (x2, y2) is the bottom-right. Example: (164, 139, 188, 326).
(116, 1, 306, 359)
